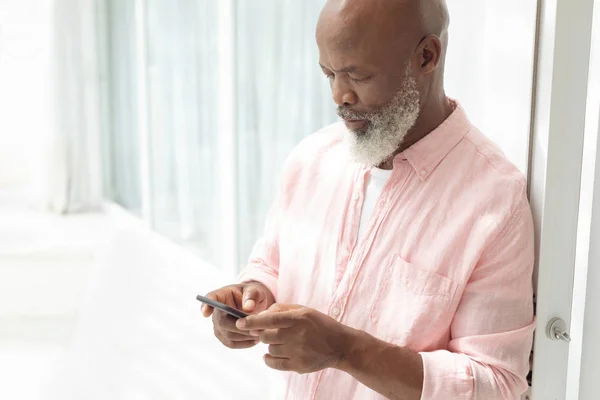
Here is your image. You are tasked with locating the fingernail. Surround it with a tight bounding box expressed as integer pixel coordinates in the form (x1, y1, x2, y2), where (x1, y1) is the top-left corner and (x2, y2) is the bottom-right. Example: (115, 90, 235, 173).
(244, 300, 255, 310)
(236, 319, 246, 328)
(250, 330, 260, 337)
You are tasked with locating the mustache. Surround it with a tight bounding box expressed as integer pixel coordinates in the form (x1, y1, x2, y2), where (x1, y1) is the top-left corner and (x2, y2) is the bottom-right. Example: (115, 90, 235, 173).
(337, 106, 372, 121)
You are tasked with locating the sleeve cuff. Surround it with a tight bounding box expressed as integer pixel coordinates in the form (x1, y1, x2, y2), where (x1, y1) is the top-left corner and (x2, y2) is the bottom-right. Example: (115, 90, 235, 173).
(419, 350, 475, 400)
(236, 263, 279, 301)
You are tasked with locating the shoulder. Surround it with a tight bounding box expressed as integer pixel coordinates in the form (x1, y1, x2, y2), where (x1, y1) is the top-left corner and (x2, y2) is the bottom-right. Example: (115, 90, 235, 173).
(280, 122, 346, 178)
(456, 126, 529, 224)
(286, 122, 345, 163)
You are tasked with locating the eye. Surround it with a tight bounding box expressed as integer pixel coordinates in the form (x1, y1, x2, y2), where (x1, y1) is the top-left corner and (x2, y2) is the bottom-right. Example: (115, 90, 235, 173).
(349, 75, 373, 83)
(324, 73, 334, 80)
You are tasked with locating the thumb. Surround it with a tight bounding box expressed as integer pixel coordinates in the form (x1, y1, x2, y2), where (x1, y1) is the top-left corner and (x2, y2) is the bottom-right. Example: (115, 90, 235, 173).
(242, 285, 265, 312)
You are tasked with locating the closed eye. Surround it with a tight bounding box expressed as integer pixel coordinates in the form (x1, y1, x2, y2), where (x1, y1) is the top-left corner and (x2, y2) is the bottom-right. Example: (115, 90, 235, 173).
(349, 75, 373, 83)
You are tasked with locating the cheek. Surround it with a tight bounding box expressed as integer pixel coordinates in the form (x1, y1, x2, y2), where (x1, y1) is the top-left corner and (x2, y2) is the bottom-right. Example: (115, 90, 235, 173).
(356, 83, 396, 109)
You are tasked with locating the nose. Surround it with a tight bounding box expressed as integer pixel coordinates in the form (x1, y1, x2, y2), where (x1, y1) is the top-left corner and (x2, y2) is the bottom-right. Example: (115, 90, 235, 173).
(331, 77, 358, 107)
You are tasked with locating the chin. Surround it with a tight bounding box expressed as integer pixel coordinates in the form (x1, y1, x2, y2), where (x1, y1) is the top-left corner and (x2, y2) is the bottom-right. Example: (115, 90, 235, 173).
(347, 125, 369, 138)
(344, 130, 403, 167)
(347, 146, 392, 167)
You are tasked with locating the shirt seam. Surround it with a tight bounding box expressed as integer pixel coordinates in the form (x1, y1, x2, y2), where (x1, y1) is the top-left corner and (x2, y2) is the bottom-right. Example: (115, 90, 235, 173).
(463, 134, 527, 191)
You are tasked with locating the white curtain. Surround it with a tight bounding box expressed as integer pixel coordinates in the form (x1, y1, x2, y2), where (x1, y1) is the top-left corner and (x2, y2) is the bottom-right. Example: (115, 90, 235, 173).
(235, 0, 336, 264)
(101, 0, 142, 213)
(48, 0, 104, 213)
(143, 0, 222, 265)
(0, 0, 52, 194)
(105, 0, 335, 268)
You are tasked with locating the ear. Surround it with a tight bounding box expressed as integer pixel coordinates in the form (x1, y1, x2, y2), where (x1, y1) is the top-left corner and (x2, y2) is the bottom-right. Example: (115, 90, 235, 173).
(415, 35, 443, 75)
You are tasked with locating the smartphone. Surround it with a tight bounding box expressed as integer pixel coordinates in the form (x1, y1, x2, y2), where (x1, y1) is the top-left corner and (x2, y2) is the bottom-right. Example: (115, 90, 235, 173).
(196, 294, 249, 319)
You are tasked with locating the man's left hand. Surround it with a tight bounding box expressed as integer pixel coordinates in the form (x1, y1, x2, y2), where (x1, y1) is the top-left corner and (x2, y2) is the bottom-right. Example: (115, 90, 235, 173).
(236, 303, 353, 374)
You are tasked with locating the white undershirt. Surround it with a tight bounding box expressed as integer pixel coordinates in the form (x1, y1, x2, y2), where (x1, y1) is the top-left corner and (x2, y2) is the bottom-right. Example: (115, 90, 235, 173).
(357, 167, 394, 240)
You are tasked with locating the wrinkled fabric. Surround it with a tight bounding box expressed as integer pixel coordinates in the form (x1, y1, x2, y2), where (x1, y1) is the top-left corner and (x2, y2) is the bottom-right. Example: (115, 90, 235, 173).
(238, 102, 535, 400)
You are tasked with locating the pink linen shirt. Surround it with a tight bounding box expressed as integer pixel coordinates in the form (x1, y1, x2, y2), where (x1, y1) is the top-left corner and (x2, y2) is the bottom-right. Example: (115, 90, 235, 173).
(237, 102, 535, 400)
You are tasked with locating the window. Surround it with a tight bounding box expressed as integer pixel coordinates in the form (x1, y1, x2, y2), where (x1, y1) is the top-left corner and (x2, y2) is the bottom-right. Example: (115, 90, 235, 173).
(235, 1, 336, 268)
(102, 0, 334, 270)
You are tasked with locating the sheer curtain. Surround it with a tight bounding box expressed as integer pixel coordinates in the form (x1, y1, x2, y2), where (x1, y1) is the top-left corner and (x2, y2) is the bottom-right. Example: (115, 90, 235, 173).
(101, 0, 142, 213)
(48, 0, 104, 213)
(102, 0, 334, 269)
(144, 0, 221, 265)
(0, 0, 52, 194)
(235, 0, 336, 265)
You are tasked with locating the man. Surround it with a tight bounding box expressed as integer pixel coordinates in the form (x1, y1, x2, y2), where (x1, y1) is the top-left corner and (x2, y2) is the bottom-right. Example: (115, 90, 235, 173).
(201, 0, 535, 398)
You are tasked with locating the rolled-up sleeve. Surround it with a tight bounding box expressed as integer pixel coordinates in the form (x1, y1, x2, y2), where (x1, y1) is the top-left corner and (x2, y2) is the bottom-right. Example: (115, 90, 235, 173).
(420, 198, 536, 400)
(237, 230, 280, 300)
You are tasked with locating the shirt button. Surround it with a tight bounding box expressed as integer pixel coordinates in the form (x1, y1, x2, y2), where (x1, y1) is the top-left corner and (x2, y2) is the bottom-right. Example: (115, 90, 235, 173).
(331, 306, 341, 317)
(420, 169, 427, 177)
(353, 192, 360, 201)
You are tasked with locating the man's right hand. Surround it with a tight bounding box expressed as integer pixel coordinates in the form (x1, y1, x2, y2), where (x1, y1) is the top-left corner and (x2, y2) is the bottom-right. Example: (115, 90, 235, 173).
(201, 282, 275, 349)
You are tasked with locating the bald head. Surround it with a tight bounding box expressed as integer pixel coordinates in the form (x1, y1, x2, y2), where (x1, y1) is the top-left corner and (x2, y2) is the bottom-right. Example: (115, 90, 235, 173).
(317, 0, 449, 48)
(316, 0, 452, 166)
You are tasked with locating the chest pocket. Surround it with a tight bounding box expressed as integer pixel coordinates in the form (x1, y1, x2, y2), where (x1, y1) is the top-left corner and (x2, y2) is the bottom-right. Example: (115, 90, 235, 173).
(369, 255, 459, 348)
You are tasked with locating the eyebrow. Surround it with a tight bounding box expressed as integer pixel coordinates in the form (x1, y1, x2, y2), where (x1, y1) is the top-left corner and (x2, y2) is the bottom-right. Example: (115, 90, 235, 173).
(319, 63, 359, 73)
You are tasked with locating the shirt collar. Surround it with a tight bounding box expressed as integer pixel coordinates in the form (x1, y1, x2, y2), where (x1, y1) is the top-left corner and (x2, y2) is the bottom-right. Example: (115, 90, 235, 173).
(394, 100, 471, 181)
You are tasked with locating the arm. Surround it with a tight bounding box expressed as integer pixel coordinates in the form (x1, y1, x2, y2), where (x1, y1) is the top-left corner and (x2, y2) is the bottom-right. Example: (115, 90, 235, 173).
(338, 329, 424, 400)
(338, 198, 536, 400)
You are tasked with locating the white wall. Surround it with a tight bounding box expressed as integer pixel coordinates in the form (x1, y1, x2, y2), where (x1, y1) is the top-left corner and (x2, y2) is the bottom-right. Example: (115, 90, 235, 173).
(445, 0, 538, 174)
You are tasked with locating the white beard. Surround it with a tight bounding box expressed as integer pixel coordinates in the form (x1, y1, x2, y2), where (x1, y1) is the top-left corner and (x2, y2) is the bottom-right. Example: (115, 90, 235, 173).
(340, 64, 421, 167)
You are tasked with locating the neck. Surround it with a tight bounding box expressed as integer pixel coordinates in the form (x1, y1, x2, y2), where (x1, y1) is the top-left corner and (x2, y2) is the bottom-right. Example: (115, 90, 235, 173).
(377, 94, 452, 170)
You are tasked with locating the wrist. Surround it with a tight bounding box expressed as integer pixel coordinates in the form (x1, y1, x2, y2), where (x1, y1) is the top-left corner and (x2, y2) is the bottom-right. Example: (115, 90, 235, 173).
(336, 326, 368, 373)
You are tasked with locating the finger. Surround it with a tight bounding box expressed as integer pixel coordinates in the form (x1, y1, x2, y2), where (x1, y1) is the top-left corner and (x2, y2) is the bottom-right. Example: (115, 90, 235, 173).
(212, 288, 243, 309)
(201, 304, 214, 318)
(202, 289, 235, 316)
(201, 291, 222, 317)
(264, 354, 293, 371)
(221, 338, 260, 349)
(267, 344, 288, 358)
(266, 303, 283, 312)
(267, 303, 302, 312)
(221, 329, 259, 342)
(237, 311, 296, 331)
(213, 311, 254, 335)
(242, 285, 265, 313)
(216, 331, 260, 349)
(221, 289, 239, 309)
(259, 328, 285, 344)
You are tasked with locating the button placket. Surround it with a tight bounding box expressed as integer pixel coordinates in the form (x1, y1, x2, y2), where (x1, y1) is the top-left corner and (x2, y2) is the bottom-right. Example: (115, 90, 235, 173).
(330, 306, 341, 318)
